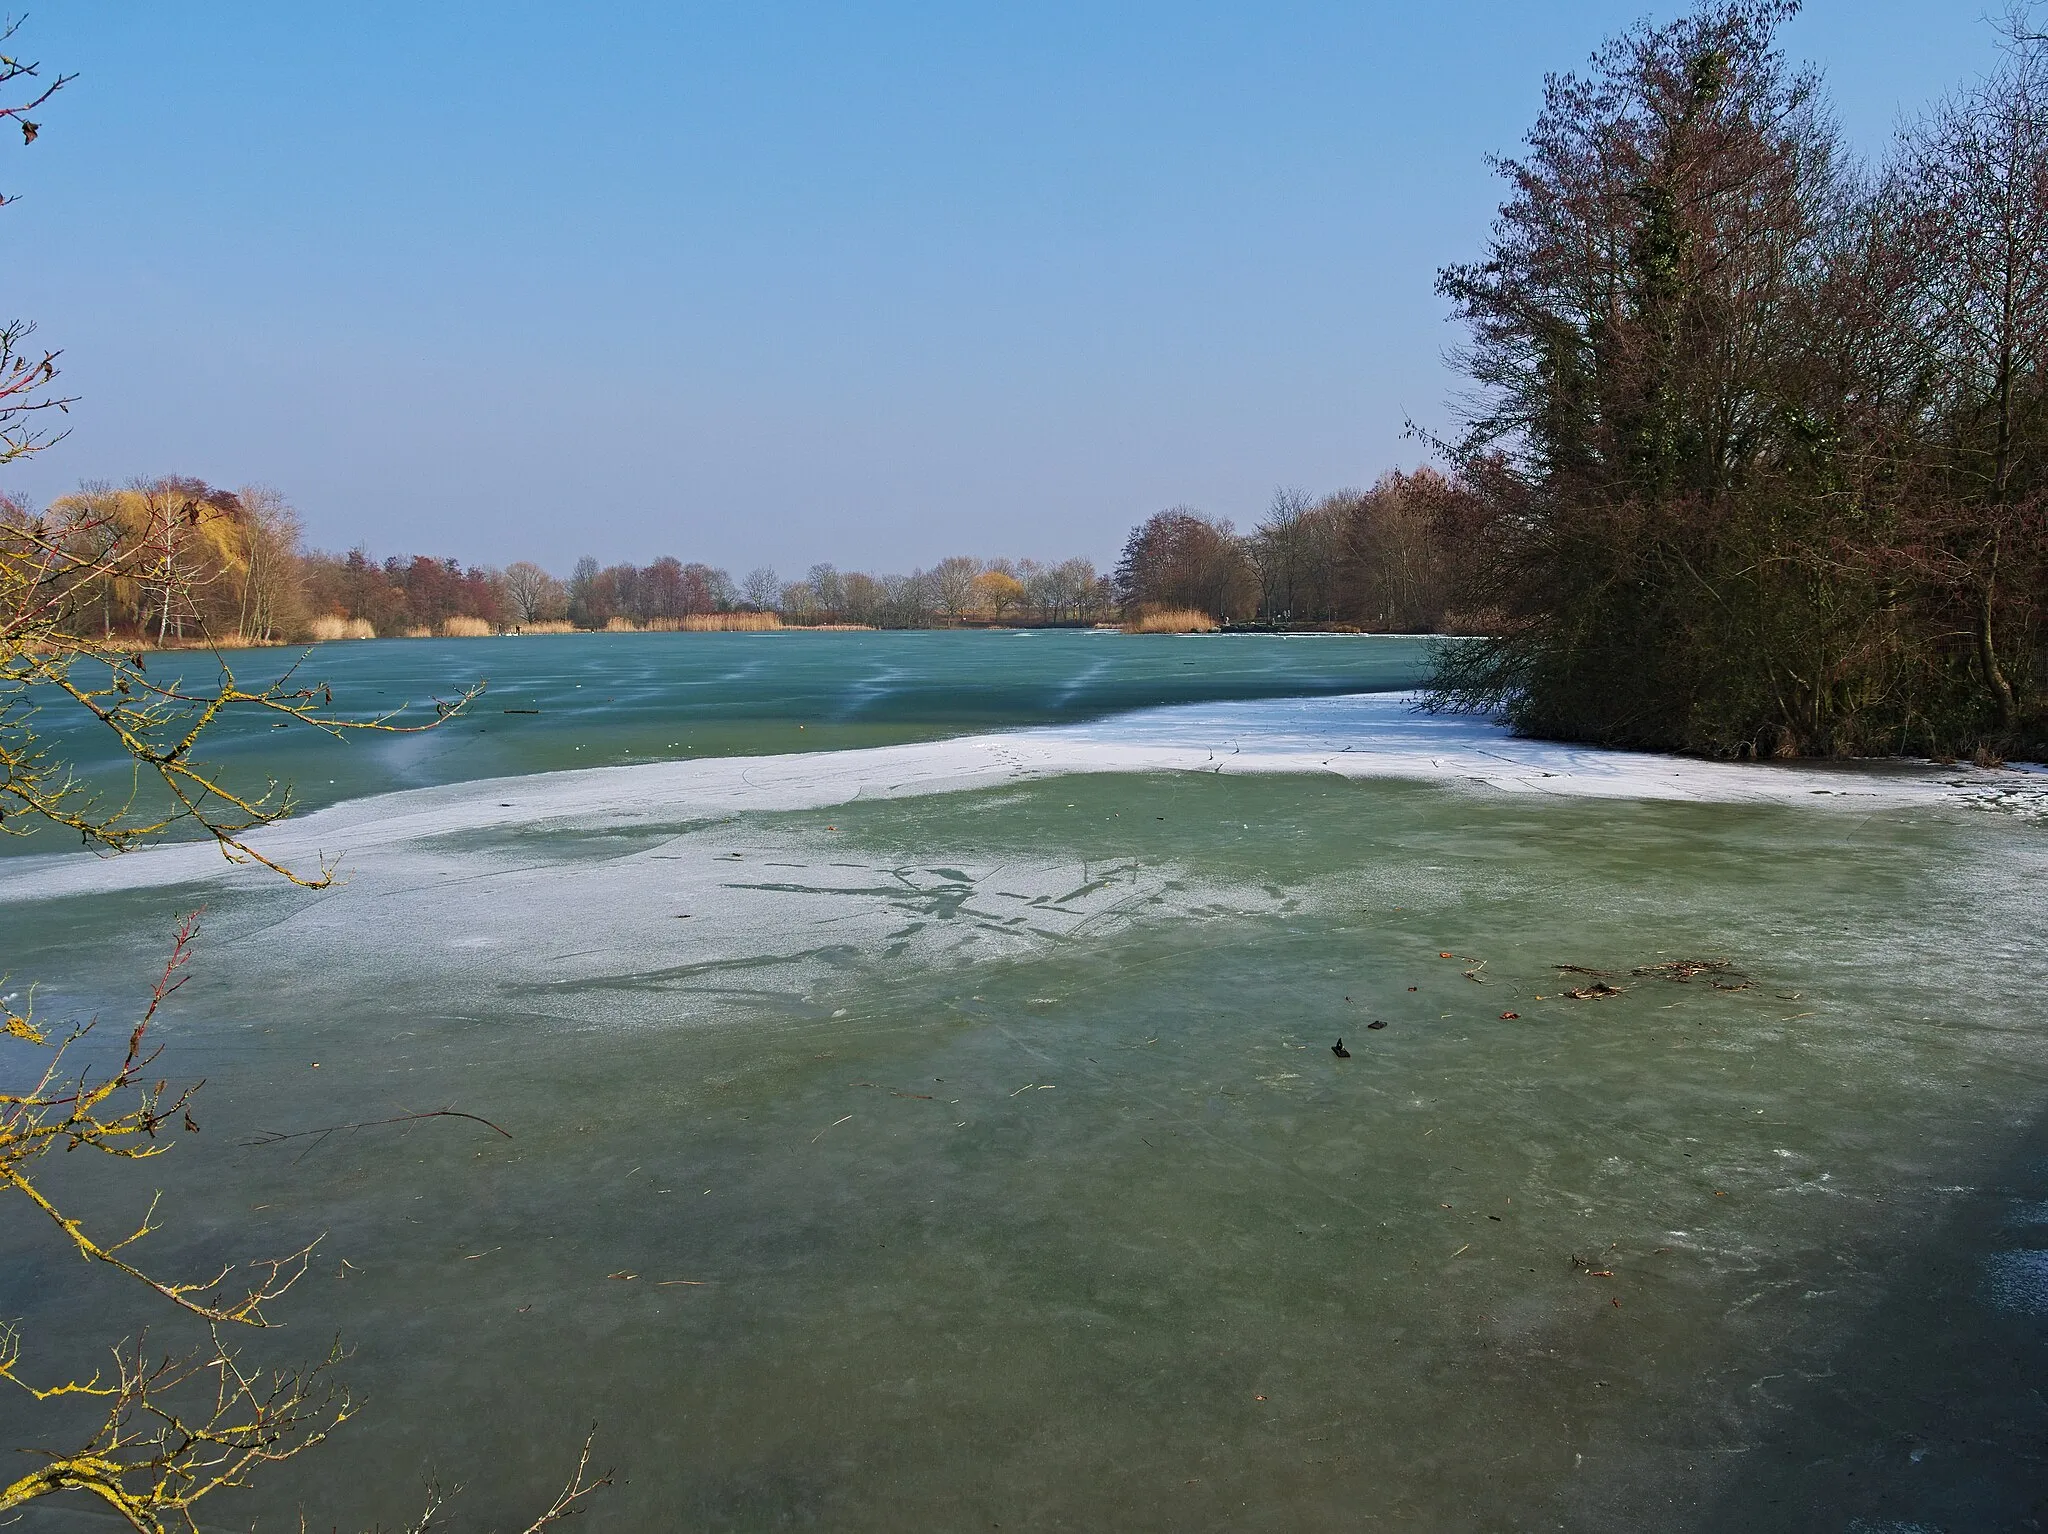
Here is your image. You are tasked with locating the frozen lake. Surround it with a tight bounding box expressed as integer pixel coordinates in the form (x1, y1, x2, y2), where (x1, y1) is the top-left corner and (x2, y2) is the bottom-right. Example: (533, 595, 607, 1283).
(5, 632, 2045, 1530)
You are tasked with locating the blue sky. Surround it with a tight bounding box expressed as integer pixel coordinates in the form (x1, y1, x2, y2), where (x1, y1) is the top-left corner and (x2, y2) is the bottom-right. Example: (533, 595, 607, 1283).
(1, 2, 2009, 574)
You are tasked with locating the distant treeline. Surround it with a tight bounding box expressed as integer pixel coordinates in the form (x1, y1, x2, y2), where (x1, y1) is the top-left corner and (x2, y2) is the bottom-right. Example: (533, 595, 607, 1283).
(20, 473, 1488, 643)
(309, 549, 1127, 634)
(10, 481, 1144, 640)
(1111, 470, 1484, 632)
(561, 554, 1118, 630)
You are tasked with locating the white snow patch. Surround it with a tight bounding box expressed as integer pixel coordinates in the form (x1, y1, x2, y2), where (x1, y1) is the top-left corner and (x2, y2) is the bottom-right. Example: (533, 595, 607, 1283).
(0, 691, 2038, 907)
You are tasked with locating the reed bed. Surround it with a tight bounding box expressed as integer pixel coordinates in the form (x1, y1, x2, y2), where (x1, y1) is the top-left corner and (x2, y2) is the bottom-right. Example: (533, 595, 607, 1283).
(606, 613, 785, 632)
(307, 615, 377, 641)
(1122, 608, 1220, 634)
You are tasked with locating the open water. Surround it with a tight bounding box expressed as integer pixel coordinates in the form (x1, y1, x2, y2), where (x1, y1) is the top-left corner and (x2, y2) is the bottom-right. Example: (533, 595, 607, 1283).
(15, 629, 1431, 836)
(4, 632, 2047, 1531)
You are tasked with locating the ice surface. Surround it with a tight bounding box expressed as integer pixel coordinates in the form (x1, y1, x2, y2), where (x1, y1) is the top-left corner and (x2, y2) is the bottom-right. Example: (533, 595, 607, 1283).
(1983, 1249, 2048, 1313)
(4, 687, 2046, 1530)
(1, 692, 2038, 907)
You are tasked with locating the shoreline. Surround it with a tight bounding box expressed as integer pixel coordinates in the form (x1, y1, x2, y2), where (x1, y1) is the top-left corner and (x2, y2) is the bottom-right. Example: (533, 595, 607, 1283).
(118, 624, 1453, 654)
(1, 692, 2039, 906)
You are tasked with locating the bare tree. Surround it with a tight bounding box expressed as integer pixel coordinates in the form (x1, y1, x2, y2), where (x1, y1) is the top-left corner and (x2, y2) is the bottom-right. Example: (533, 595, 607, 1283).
(1248, 488, 1303, 623)
(741, 565, 780, 611)
(231, 485, 307, 642)
(880, 569, 937, 627)
(1113, 508, 1255, 621)
(0, 25, 74, 471)
(779, 578, 818, 620)
(1334, 472, 1463, 632)
(931, 555, 982, 624)
(1889, 26, 2048, 729)
(841, 570, 883, 625)
(806, 562, 844, 616)
(502, 560, 568, 625)
(1052, 557, 1100, 623)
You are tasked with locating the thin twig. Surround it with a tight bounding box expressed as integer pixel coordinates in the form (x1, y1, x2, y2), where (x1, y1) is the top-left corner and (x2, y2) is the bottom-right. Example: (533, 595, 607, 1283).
(240, 1108, 512, 1164)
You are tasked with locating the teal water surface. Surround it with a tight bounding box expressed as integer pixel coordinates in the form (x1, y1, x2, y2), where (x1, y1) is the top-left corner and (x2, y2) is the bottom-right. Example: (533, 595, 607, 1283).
(15, 630, 1431, 847)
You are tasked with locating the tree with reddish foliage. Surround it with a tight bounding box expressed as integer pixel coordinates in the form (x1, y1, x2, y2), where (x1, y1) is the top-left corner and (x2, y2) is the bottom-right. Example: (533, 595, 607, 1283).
(1113, 508, 1257, 621)
(1332, 470, 1476, 633)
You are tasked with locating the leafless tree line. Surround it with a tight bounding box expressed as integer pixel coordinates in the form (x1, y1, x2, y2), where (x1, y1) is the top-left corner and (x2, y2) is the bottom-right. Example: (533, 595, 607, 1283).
(1111, 469, 1485, 631)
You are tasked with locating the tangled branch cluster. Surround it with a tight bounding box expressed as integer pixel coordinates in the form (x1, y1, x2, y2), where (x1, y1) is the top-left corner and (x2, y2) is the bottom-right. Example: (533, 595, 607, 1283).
(0, 916, 349, 1527)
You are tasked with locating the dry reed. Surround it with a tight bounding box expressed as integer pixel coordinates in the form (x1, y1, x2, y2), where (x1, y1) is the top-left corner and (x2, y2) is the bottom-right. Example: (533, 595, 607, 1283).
(306, 615, 376, 641)
(1122, 608, 1220, 634)
(605, 613, 784, 632)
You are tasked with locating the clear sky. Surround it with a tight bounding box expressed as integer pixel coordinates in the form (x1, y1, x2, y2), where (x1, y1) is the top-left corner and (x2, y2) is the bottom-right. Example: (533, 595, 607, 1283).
(1, 2, 2010, 575)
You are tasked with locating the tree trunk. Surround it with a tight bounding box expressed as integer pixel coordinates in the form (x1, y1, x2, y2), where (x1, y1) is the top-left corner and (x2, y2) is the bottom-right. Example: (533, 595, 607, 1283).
(1976, 581, 2017, 729)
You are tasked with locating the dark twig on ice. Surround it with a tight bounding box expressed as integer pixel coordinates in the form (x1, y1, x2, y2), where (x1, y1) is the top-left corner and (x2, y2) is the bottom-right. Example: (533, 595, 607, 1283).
(241, 1108, 513, 1163)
